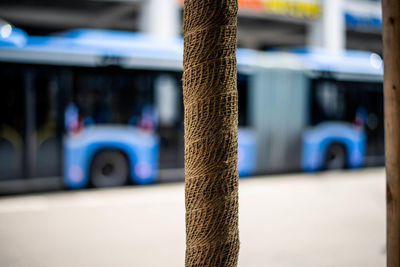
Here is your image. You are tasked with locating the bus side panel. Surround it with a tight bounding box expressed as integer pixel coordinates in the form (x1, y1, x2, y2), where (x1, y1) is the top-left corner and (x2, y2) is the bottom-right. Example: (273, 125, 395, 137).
(63, 131, 159, 189)
(249, 68, 309, 173)
(238, 128, 257, 177)
(63, 138, 90, 189)
(302, 123, 366, 171)
(130, 141, 159, 185)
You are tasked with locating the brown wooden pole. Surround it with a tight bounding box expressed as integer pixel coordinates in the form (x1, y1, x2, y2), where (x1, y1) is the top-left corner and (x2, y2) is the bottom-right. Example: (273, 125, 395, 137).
(382, 1, 400, 266)
(182, 0, 240, 266)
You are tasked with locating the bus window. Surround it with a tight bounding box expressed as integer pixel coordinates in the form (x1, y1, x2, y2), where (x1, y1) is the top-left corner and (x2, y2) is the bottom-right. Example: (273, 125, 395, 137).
(238, 73, 249, 126)
(155, 72, 184, 173)
(311, 79, 346, 123)
(73, 68, 155, 127)
(156, 75, 179, 127)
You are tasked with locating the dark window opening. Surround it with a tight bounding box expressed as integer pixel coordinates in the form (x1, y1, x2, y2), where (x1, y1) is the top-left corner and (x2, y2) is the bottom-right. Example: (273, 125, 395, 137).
(238, 73, 249, 127)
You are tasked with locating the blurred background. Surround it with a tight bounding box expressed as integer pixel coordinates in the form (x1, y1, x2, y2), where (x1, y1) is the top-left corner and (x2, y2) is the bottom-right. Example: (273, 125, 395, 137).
(0, 1, 387, 266)
(0, 0, 384, 192)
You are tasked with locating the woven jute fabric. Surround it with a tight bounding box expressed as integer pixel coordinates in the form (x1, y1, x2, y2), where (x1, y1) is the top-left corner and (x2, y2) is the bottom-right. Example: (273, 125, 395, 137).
(183, 0, 239, 266)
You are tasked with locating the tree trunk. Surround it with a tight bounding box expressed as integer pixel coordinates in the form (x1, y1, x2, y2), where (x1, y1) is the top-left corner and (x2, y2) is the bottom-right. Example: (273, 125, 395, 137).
(182, 0, 240, 266)
(382, 1, 400, 266)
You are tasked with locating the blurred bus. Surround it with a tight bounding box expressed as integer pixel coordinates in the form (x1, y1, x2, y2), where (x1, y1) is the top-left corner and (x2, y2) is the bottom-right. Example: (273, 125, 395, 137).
(243, 49, 383, 173)
(0, 25, 383, 189)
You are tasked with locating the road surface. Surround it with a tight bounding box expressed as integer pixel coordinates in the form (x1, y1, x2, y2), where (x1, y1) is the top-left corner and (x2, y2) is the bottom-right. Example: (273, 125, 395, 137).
(0, 169, 385, 266)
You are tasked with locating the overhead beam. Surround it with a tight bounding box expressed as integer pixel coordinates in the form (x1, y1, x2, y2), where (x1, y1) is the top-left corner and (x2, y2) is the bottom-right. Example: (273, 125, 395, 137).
(0, 5, 140, 30)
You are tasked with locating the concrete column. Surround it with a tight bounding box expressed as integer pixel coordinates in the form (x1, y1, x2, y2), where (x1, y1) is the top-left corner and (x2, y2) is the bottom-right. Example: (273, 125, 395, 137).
(308, 0, 345, 52)
(139, 0, 180, 39)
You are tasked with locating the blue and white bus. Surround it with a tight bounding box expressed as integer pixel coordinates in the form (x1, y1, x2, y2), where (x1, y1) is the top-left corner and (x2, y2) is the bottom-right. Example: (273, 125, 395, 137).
(0, 24, 383, 189)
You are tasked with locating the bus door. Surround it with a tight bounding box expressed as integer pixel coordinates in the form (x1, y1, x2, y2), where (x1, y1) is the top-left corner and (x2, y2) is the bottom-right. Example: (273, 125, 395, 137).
(33, 67, 66, 178)
(0, 63, 25, 180)
(0, 64, 66, 180)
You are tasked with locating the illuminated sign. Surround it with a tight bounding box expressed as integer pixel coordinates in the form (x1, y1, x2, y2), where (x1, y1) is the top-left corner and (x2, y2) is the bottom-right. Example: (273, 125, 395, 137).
(238, 0, 321, 19)
(177, 0, 321, 20)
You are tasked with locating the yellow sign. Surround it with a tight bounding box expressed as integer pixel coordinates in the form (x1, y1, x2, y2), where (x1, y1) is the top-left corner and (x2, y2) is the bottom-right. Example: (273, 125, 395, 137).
(238, 0, 321, 19)
(177, 0, 321, 20)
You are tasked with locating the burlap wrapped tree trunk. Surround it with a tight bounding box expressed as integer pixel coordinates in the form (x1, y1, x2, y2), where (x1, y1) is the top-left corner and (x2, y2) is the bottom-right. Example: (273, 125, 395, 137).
(182, 0, 240, 266)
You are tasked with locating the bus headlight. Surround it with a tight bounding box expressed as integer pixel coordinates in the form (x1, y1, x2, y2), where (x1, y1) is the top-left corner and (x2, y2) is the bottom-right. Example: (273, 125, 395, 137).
(69, 165, 84, 183)
(350, 149, 362, 167)
(0, 24, 12, 38)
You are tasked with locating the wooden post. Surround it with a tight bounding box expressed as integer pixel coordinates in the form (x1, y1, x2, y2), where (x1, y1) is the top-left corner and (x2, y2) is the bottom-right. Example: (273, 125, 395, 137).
(382, 1, 400, 266)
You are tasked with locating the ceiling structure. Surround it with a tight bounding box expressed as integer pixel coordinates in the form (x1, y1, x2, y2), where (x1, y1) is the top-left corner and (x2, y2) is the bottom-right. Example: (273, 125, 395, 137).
(0, 0, 383, 54)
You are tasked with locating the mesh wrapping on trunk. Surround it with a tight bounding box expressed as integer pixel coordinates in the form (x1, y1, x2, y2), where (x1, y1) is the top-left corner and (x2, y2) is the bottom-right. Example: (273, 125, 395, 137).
(183, 0, 240, 266)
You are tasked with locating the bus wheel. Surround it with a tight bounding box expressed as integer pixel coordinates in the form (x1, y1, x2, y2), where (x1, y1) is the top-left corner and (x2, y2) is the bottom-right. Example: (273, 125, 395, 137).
(90, 150, 129, 188)
(324, 144, 347, 170)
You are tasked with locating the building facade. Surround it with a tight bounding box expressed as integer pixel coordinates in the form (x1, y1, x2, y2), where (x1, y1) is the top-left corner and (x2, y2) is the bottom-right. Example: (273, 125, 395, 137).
(0, 0, 382, 53)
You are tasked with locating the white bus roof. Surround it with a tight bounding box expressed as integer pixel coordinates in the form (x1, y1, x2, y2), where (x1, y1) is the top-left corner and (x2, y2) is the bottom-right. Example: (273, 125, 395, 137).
(0, 26, 383, 77)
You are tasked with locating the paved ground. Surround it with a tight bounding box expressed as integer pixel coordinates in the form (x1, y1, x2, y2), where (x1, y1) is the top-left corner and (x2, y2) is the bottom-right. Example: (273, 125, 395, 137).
(0, 169, 386, 267)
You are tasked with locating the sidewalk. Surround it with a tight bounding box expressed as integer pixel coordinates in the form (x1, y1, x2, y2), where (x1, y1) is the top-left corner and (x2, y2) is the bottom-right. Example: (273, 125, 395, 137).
(0, 168, 385, 266)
